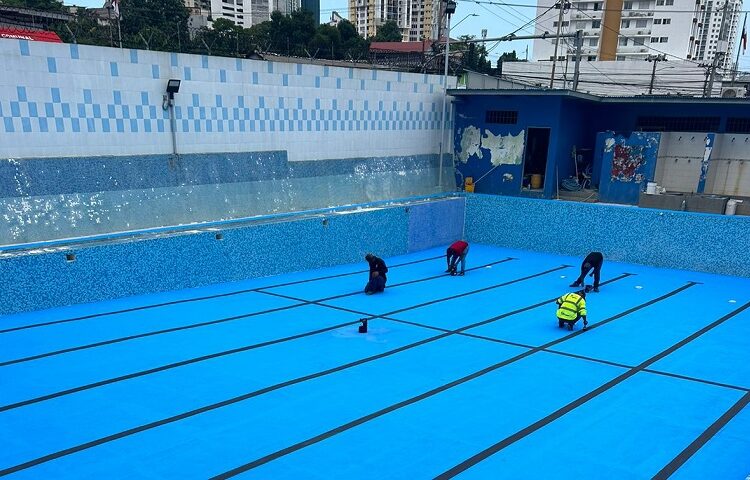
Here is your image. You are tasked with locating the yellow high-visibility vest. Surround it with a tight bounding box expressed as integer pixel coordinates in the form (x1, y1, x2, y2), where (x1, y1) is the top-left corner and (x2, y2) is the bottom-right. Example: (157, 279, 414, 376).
(557, 293, 587, 321)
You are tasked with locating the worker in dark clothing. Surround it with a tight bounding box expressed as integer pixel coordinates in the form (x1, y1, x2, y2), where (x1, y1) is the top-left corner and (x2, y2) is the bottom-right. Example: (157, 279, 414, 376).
(364, 253, 388, 295)
(446, 240, 470, 276)
(556, 290, 588, 331)
(570, 251, 604, 292)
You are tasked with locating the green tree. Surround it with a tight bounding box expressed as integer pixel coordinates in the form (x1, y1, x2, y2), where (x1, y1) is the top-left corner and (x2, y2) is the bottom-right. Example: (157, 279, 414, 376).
(338, 19, 368, 60)
(373, 20, 402, 42)
(119, 0, 189, 51)
(498, 50, 519, 62)
(0, 0, 64, 11)
(309, 23, 341, 59)
(55, 8, 110, 46)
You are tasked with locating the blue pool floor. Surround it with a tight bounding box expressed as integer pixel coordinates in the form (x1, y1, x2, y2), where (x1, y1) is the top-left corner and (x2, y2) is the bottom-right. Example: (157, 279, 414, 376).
(1, 244, 750, 479)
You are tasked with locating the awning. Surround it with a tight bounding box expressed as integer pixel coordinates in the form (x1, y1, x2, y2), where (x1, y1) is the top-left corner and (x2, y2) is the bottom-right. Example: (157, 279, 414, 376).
(0, 28, 63, 43)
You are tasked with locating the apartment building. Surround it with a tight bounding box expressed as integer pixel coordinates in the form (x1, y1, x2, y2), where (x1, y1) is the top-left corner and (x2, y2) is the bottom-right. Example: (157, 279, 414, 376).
(533, 0, 743, 65)
(349, 0, 441, 41)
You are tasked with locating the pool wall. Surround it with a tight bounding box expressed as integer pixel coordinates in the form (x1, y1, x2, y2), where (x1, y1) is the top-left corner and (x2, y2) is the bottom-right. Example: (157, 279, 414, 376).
(0, 40, 455, 245)
(465, 194, 750, 278)
(0, 196, 464, 315)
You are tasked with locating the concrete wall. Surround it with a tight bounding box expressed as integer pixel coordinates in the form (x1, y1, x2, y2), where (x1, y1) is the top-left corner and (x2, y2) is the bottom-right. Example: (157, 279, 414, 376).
(0, 196, 464, 315)
(0, 39, 455, 245)
(655, 132, 750, 196)
(465, 193, 750, 277)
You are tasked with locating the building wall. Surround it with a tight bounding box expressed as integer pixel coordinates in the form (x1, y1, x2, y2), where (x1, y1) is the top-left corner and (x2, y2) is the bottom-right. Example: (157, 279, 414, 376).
(452, 94, 600, 199)
(0, 40, 454, 244)
(532, 0, 743, 63)
(655, 131, 750, 196)
(465, 193, 750, 277)
(0, 196, 464, 315)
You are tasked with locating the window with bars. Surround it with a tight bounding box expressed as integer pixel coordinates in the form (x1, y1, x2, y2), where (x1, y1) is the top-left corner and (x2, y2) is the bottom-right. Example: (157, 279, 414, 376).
(485, 110, 518, 124)
(726, 118, 750, 134)
(636, 116, 721, 132)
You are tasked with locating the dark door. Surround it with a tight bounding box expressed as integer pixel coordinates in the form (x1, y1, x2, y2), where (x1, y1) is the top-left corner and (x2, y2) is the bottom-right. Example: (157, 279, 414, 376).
(523, 128, 551, 190)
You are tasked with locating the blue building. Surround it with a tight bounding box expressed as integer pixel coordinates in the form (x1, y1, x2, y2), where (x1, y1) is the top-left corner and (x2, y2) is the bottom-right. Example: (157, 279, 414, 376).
(450, 90, 750, 205)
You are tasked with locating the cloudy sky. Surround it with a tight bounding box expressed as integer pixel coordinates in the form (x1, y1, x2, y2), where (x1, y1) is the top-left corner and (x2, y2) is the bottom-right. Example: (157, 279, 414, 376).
(64, 0, 539, 63)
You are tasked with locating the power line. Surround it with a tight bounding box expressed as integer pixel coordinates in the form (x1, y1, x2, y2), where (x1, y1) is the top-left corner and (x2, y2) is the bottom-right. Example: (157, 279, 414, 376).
(457, 0, 750, 14)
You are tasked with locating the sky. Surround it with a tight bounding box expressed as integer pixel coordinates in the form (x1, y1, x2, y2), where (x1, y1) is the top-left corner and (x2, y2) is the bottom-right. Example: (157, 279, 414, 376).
(65, 0, 539, 62)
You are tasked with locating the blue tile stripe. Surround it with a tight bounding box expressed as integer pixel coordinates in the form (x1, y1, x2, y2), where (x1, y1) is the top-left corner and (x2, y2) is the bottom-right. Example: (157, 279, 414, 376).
(0, 92, 443, 134)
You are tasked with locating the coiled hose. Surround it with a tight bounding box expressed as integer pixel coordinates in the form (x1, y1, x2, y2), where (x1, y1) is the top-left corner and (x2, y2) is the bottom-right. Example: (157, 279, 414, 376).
(561, 178, 583, 191)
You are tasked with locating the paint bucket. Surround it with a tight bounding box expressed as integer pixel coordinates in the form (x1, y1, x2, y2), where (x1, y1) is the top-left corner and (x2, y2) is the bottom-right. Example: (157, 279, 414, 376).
(530, 174, 543, 189)
(646, 182, 657, 195)
(726, 199, 743, 215)
(464, 177, 475, 193)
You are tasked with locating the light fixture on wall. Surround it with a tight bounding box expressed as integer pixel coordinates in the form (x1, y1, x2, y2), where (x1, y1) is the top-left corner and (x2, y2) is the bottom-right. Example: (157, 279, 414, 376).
(163, 79, 181, 160)
(163, 79, 181, 109)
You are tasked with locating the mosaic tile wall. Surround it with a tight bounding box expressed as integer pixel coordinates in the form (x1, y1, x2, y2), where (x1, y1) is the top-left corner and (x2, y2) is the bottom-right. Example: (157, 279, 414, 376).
(0, 196, 463, 315)
(0, 40, 451, 160)
(465, 193, 750, 277)
(0, 40, 457, 244)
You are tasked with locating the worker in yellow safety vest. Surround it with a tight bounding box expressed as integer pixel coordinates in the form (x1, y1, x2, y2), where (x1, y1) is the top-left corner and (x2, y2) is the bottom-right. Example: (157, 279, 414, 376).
(556, 290, 588, 331)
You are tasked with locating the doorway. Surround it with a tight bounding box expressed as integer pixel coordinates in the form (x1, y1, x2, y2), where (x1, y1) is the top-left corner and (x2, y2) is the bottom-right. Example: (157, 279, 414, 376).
(523, 128, 551, 190)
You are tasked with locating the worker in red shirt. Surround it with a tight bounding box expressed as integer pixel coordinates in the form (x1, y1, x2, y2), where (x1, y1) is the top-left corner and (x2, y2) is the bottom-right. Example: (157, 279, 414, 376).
(446, 240, 470, 276)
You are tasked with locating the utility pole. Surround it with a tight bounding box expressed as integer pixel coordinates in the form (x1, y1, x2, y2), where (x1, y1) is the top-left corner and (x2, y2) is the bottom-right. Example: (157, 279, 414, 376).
(646, 54, 667, 94)
(706, 0, 731, 97)
(549, 0, 570, 88)
(731, 12, 747, 85)
(572, 29, 583, 91)
(437, 0, 457, 190)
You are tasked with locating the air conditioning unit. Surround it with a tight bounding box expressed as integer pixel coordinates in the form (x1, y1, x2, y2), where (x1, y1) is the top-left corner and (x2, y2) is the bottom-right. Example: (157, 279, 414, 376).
(721, 87, 745, 98)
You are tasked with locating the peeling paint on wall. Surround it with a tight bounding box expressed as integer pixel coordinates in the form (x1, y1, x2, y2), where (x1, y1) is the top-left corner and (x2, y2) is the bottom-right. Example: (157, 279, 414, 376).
(612, 144, 646, 182)
(484, 130, 525, 167)
(457, 126, 525, 166)
(458, 126, 484, 161)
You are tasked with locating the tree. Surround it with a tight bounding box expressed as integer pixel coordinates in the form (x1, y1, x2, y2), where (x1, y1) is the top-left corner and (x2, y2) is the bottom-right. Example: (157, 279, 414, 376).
(193, 18, 240, 55)
(56, 8, 110, 46)
(119, 0, 189, 51)
(498, 50, 519, 63)
(373, 20, 402, 42)
(1, 0, 64, 11)
(338, 19, 368, 60)
(309, 24, 341, 59)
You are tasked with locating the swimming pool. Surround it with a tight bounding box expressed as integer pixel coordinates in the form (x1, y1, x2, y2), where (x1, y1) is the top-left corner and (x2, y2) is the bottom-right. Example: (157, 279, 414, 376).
(2, 243, 749, 479)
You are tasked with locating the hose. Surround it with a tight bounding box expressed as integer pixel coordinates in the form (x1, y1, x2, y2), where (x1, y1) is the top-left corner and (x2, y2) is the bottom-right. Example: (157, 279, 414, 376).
(561, 178, 583, 192)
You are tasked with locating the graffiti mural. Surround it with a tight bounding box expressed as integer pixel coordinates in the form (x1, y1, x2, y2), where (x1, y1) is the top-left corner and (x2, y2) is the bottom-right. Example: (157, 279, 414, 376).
(611, 144, 646, 182)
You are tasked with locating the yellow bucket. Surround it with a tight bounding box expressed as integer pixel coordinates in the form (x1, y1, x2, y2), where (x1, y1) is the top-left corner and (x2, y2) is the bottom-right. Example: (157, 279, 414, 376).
(464, 176, 475, 193)
(530, 174, 543, 189)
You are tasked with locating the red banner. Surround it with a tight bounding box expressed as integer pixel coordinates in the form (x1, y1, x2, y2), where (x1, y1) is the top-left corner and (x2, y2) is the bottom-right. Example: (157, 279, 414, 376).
(0, 29, 63, 43)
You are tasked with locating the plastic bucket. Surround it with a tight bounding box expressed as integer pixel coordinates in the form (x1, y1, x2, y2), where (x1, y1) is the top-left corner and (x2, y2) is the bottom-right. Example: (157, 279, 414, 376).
(530, 174, 543, 189)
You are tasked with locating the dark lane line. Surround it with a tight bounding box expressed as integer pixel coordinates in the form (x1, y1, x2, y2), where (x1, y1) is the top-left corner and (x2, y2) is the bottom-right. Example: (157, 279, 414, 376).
(0, 255, 445, 335)
(205, 282, 696, 479)
(0, 258, 514, 367)
(0, 264, 572, 475)
(436, 296, 750, 479)
(261, 264, 570, 322)
(652, 391, 750, 480)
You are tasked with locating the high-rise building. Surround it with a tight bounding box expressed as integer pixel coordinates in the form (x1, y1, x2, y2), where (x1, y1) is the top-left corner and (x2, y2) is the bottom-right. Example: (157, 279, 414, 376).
(201, 0, 319, 26)
(349, 0, 441, 41)
(532, 0, 743, 66)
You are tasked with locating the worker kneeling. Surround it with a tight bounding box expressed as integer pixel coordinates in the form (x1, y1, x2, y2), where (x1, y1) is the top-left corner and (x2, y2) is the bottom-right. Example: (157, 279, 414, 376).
(556, 290, 588, 331)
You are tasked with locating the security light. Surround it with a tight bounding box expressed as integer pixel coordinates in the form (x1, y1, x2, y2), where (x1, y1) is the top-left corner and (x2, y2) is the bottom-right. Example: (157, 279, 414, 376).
(166, 79, 181, 97)
(446, 0, 457, 15)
